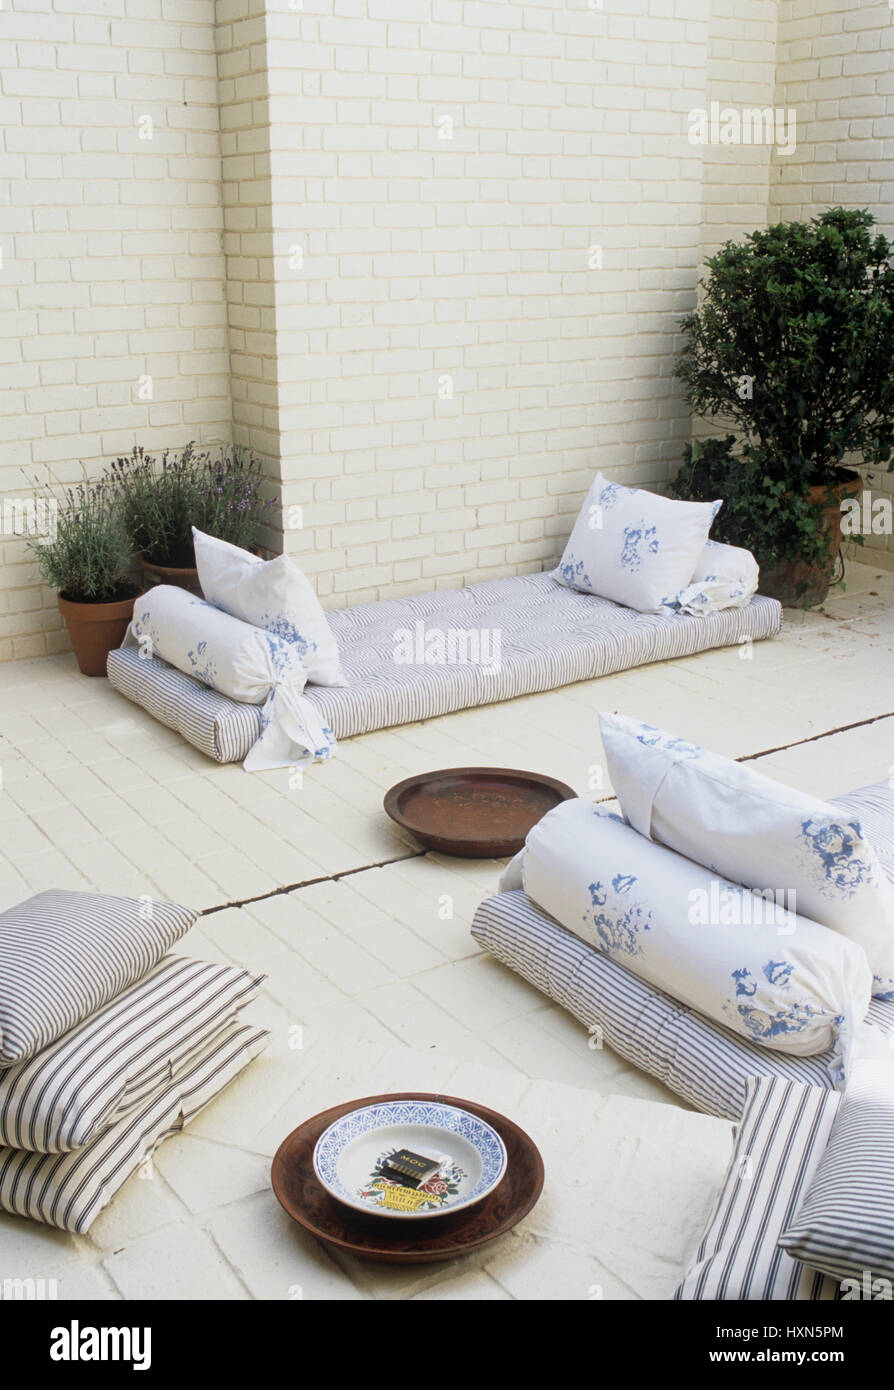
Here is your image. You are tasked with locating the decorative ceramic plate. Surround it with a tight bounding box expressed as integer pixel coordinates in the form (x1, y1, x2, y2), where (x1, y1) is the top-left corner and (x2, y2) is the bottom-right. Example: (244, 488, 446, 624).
(312, 1099, 508, 1220)
(272, 1092, 544, 1263)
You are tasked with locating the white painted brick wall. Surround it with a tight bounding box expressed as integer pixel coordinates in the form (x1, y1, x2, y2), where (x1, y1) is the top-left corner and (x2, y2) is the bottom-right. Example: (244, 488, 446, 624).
(215, 0, 283, 553)
(268, 0, 714, 607)
(0, 0, 230, 661)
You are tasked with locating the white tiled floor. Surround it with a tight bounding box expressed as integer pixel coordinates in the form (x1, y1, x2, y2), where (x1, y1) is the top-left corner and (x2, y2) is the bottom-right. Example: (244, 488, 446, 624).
(1, 561, 893, 1299)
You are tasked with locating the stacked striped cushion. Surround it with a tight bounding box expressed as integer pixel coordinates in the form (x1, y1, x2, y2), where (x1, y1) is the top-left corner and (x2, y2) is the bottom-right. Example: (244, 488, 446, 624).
(779, 1059, 894, 1283)
(0, 1023, 268, 1233)
(834, 782, 894, 890)
(107, 571, 782, 760)
(0, 891, 270, 1232)
(0, 890, 196, 1065)
(0, 956, 264, 1152)
(675, 1076, 840, 1300)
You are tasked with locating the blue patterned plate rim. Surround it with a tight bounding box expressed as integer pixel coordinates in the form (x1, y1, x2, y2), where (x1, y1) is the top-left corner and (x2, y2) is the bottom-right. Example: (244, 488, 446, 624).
(312, 1099, 509, 1220)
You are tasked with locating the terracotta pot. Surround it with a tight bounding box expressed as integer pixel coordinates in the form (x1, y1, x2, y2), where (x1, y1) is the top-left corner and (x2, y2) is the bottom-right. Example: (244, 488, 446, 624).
(58, 589, 141, 677)
(759, 470, 863, 608)
(140, 555, 202, 595)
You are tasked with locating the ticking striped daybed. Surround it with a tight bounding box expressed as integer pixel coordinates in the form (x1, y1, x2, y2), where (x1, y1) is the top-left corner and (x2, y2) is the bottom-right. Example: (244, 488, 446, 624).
(471, 780, 894, 1122)
(107, 570, 782, 762)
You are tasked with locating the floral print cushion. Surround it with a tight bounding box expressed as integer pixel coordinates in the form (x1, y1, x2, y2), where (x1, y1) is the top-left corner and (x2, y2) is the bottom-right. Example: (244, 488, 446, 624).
(601, 713, 894, 1000)
(521, 798, 877, 1086)
(192, 528, 347, 687)
(555, 472, 721, 612)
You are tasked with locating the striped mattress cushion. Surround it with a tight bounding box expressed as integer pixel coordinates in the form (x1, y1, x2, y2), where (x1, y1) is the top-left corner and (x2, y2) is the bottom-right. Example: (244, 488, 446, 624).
(779, 1059, 894, 1284)
(308, 572, 782, 739)
(675, 1075, 840, 1301)
(107, 572, 782, 760)
(0, 956, 264, 1153)
(0, 1022, 269, 1233)
(0, 890, 197, 1067)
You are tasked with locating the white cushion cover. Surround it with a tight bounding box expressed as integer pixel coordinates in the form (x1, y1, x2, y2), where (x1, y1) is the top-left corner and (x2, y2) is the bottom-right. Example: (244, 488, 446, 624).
(555, 472, 721, 612)
(780, 1058, 894, 1283)
(521, 799, 875, 1081)
(126, 584, 336, 771)
(0, 890, 196, 1068)
(193, 529, 346, 687)
(675, 1075, 839, 1300)
(672, 539, 759, 616)
(600, 712, 894, 999)
(0, 956, 264, 1153)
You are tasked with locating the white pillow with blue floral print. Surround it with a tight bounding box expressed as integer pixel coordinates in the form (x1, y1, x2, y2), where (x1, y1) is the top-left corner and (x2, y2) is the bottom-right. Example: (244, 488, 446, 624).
(521, 798, 876, 1084)
(193, 529, 347, 687)
(555, 473, 722, 612)
(125, 585, 336, 772)
(600, 712, 894, 1000)
(669, 539, 759, 617)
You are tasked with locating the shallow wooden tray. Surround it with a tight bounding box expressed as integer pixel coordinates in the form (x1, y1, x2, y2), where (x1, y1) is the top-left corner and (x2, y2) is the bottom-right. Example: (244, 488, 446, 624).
(383, 766, 576, 857)
(271, 1091, 545, 1265)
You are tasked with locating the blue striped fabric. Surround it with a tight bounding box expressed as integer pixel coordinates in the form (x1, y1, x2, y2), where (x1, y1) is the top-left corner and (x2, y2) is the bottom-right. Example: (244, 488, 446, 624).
(0, 890, 197, 1067)
(107, 571, 782, 761)
(310, 572, 782, 738)
(675, 1076, 841, 1301)
(0, 955, 265, 1153)
(831, 781, 894, 888)
(470, 781, 894, 1121)
(779, 1060, 894, 1283)
(0, 1023, 269, 1233)
(107, 648, 262, 763)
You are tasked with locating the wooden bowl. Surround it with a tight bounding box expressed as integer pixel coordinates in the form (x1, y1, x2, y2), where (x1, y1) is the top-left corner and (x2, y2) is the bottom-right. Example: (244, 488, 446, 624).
(383, 767, 577, 858)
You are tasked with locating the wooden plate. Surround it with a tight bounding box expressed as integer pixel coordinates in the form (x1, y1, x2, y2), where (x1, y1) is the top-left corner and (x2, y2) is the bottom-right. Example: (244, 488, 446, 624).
(271, 1091, 545, 1264)
(383, 767, 577, 857)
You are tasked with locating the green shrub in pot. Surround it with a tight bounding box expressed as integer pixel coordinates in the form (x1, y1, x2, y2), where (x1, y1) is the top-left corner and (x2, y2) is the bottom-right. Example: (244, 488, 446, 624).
(671, 208, 894, 605)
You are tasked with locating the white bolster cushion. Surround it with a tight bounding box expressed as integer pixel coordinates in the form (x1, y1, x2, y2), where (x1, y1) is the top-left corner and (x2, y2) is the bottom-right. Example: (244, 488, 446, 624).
(521, 799, 876, 1085)
(125, 585, 336, 772)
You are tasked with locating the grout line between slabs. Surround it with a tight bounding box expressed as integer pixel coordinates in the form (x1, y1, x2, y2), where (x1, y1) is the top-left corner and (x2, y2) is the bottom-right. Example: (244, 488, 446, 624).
(198, 708, 894, 919)
(199, 849, 426, 917)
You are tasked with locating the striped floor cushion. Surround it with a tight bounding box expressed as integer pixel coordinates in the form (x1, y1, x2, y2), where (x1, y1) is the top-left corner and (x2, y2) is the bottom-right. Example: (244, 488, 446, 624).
(675, 1076, 840, 1300)
(0, 956, 264, 1153)
(0, 890, 196, 1067)
(107, 648, 262, 764)
(779, 1059, 894, 1284)
(0, 1023, 269, 1233)
(470, 782, 894, 1121)
(107, 572, 782, 761)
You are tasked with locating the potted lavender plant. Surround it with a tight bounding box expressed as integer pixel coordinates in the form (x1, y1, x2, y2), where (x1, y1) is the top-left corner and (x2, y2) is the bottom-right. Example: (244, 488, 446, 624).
(108, 442, 275, 591)
(32, 478, 141, 676)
